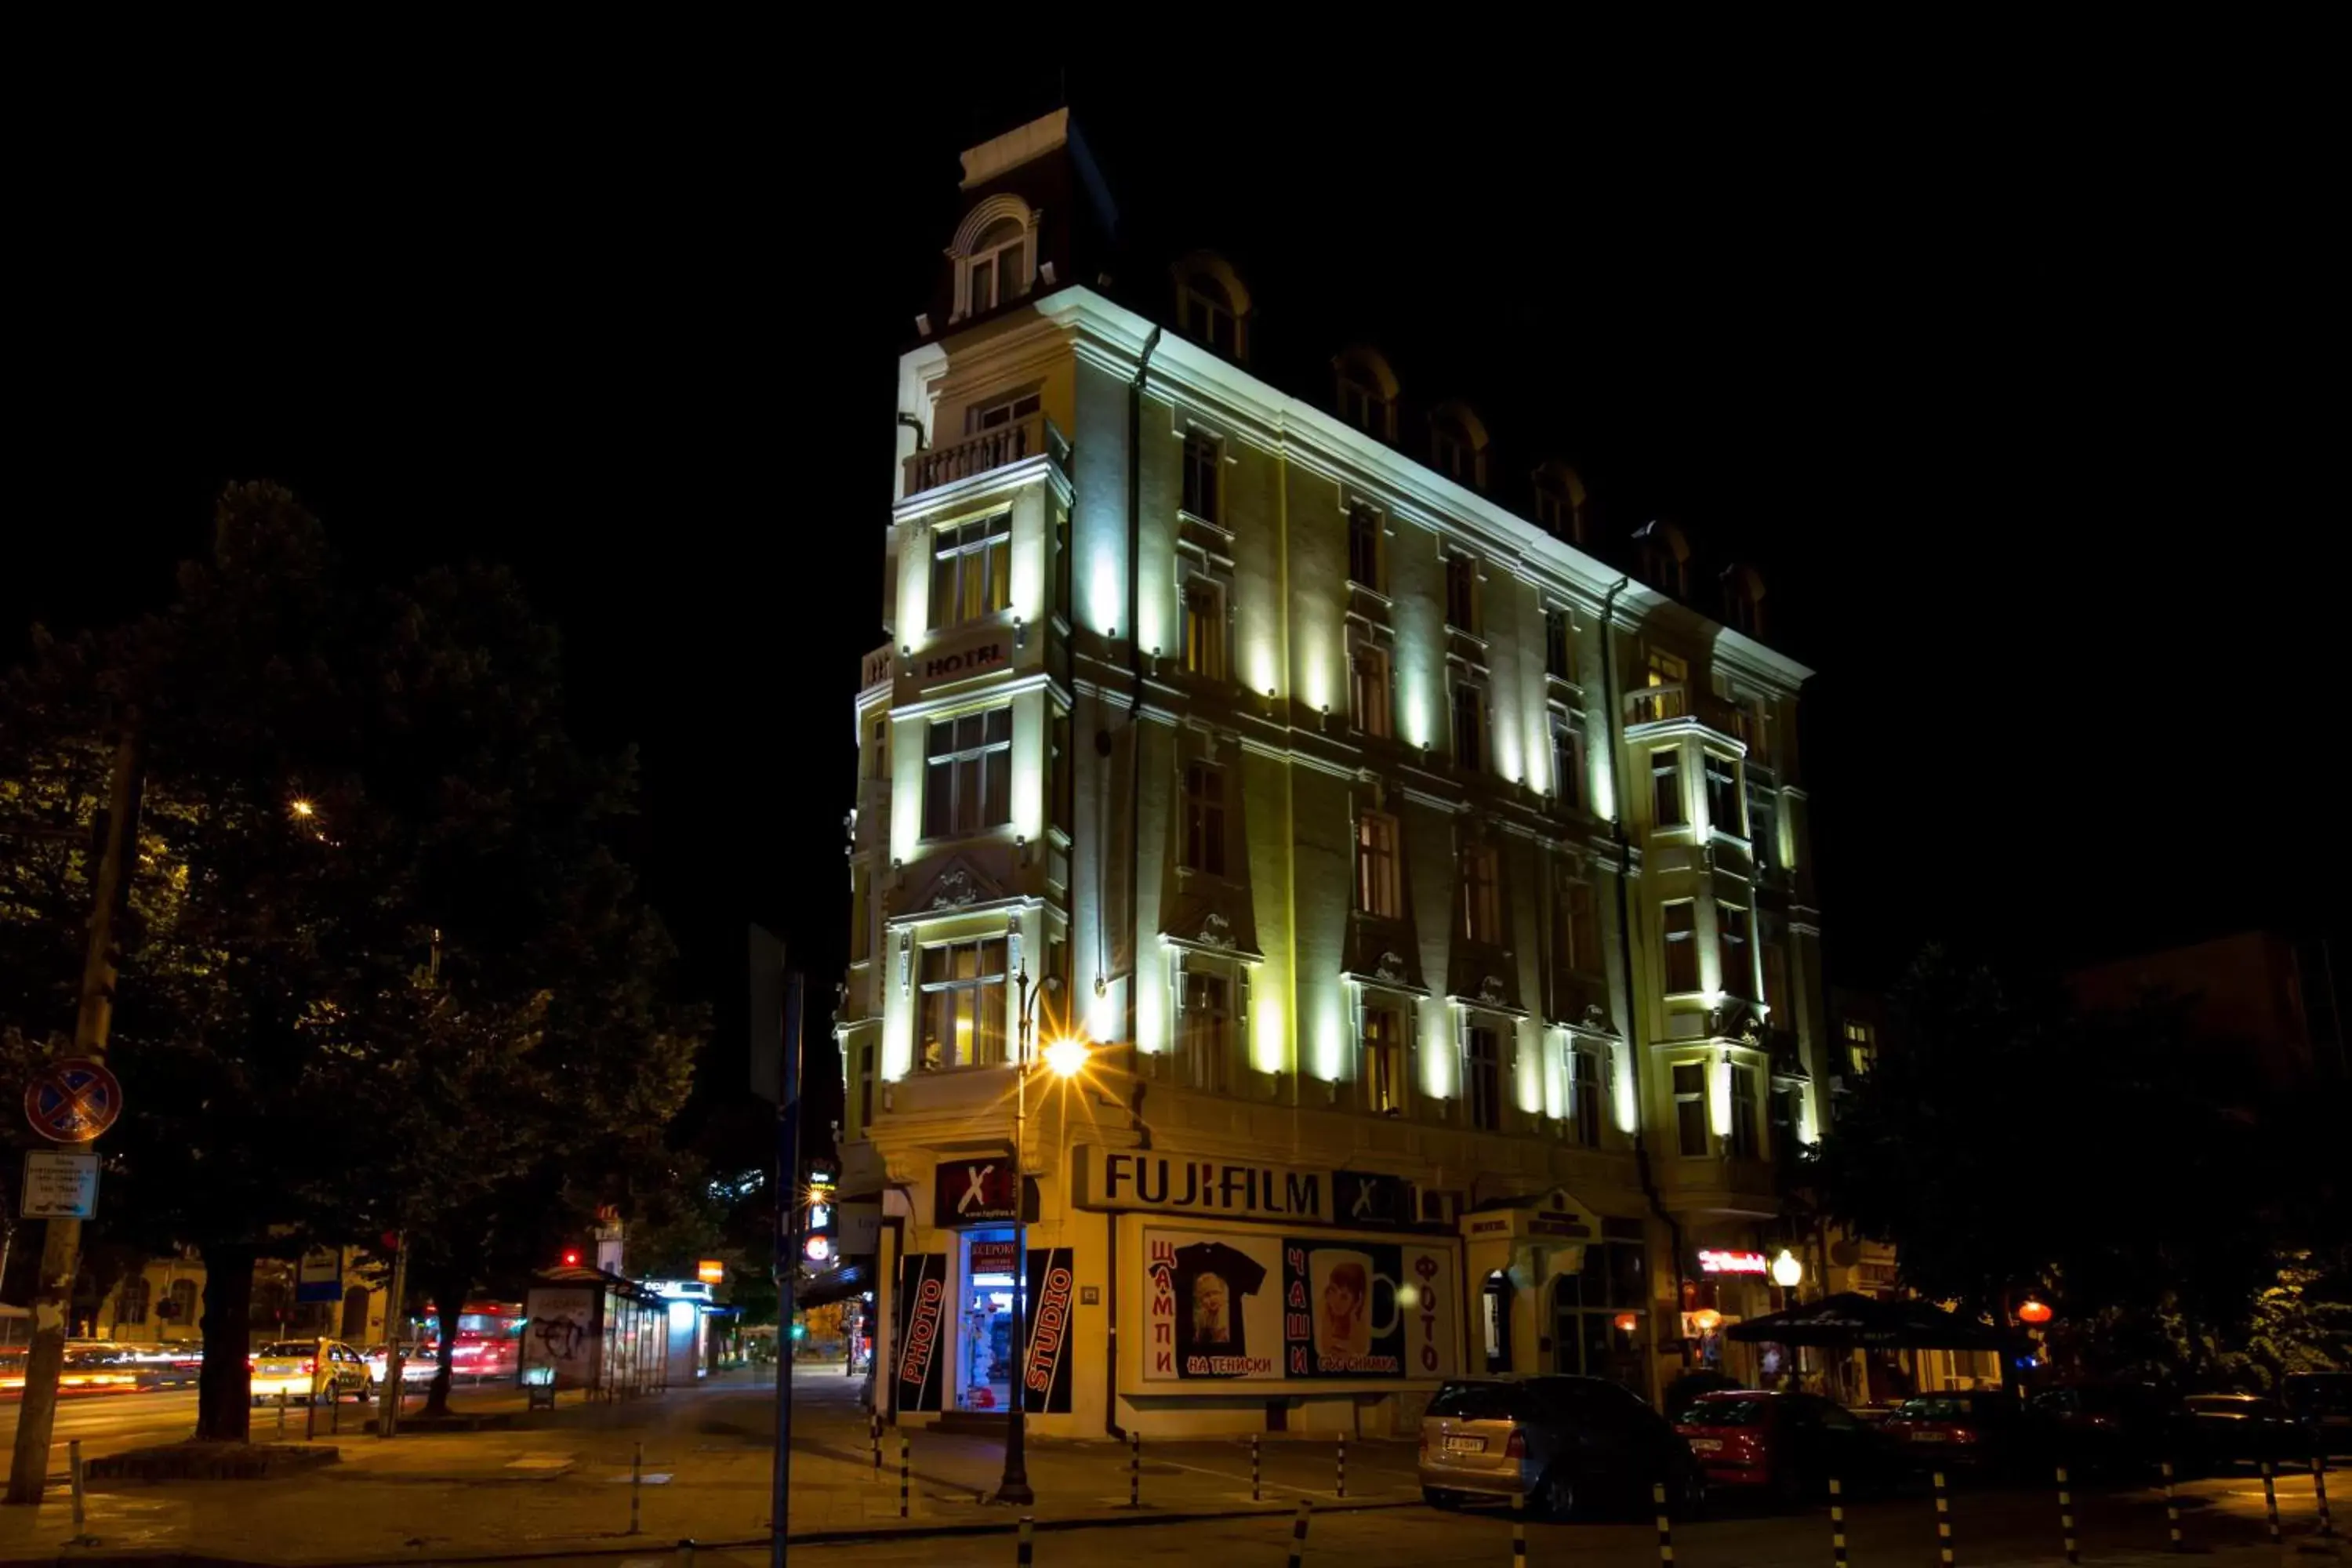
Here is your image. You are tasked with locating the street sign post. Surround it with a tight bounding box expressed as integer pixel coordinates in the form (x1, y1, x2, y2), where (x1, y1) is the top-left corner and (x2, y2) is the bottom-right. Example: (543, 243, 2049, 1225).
(18, 1152, 100, 1221)
(296, 1247, 343, 1305)
(24, 1060, 124, 1144)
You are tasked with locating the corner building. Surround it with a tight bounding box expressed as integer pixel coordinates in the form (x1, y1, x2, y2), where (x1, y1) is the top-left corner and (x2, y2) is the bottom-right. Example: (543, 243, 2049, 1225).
(838, 111, 1831, 1439)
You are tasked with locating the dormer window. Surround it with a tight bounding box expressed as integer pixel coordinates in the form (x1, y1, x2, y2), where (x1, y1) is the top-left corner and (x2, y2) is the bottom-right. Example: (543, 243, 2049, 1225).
(1722, 565, 1767, 638)
(1333, 347, 1399, 441)
(1634, 521, 1690, 598)
(966, 217, 1030, 315)
(1532, 462, 1587, 543)
(1172, 252, 1250, 362)
(1428, 401, 1490, 490)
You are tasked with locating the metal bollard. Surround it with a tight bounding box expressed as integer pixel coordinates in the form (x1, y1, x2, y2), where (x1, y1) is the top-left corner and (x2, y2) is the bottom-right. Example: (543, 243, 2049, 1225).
(69, 1439, 87, 1539)
(1933, 1469, 1955, 1566)
(2161, 1460, 2183, 1552)
(1286, 1499, 1312, 1568)
(1016, 1515, 1034, 1566)
(1512, 1490, 1527, 1565)
(1652, 1480, 1675, 1566)
(1252, 1432, 1261, 1502)
(1830, 1475, 1849, 1567)
(871, 1412, 880, 1481)
(2056, 1465, 2078, 1565)
(1337, 1433, 1346, 1500)
(677, 1540, 695, 1568)
(278, 1390, 289, 1436)
(2261, 1459, 2281, 1545)
(1129, 1428, 1140, 1508)
(2317, 1452, 2336, 1537)
(900, 1432, 910, 1519)
(630, 1440, 643, 1534)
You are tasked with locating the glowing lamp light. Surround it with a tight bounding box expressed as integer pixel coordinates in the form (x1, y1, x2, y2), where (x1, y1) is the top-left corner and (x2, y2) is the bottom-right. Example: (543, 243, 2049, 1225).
(1613, 1312, 1640, 1334)
(804, 1234, 833, 1264)
(561, 1249, 582, 1268)
(1691, 1308, 1723, 1334)
(1770, 1249, 1804, 1290)
(1042, 1034, 1090, 1080)
(289, 797, 317, 819)
(695, 1259, 724, 1286)
(2017, 1297, 2053, 1326)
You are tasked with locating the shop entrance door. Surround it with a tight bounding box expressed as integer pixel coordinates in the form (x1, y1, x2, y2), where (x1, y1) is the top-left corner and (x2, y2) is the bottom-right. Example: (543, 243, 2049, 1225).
(956, 1228, 1018, 1413)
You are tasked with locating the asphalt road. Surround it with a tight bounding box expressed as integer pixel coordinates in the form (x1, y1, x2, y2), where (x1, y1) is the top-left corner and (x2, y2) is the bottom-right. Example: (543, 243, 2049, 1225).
(0, 1384, 383, 1472)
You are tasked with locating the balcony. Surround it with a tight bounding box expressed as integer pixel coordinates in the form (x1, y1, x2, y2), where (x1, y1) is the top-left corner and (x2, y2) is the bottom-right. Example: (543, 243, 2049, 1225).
(1624, 683, 1688, 726)
(902, 415, 1069, 499)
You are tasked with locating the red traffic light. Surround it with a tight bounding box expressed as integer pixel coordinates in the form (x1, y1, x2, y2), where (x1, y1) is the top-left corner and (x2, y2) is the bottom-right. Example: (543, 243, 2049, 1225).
(561, 1249, 582, 1267)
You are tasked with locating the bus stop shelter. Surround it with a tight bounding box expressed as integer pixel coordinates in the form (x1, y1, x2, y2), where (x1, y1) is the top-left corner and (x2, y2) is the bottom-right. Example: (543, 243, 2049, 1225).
(521, 1265, 667, 1403)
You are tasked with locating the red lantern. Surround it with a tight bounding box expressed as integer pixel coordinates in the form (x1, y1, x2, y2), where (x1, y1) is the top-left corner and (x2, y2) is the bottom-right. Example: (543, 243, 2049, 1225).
(2017, 1297, 2053, 1325)
(1691, 1308, 1723, 1334)
(1613, 1312, 1640, 1334)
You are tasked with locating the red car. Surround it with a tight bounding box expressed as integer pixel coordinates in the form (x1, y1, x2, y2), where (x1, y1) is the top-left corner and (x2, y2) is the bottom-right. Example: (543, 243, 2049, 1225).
(1674, 1390, 1896, 1502)
(1879, 1390, 2029, 1475)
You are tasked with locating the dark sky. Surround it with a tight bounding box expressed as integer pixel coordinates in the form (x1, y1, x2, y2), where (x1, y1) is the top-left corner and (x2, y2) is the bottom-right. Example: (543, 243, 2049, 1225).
(10, 56, 2334, 1060)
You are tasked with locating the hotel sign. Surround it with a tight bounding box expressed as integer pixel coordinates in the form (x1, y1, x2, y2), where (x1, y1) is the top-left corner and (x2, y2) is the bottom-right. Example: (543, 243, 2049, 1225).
(915, 630, 1010, 688)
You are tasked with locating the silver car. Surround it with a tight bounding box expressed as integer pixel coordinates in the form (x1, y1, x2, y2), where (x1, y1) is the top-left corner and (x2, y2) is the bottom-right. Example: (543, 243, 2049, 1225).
(1419, 1374, 1705, 1520)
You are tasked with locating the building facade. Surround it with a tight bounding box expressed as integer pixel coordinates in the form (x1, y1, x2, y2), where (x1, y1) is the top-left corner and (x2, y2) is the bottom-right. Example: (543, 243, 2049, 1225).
(837, 112, 1831, 1438)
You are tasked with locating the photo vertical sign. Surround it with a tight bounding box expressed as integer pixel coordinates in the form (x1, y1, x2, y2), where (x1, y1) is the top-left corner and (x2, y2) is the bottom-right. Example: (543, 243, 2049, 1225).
(893, 1253, 947, 1412)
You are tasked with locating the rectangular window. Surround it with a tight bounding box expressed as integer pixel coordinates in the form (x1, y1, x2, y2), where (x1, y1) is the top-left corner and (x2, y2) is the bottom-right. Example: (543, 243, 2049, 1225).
(1662, 900, 1699, 993)
(1673, 1062, 1708, 1156)
(1843, 1020, 1877, 1077)
(1356, 811, 1402, 919)
(1761, 937, 1789, 1020)
(1363, 1005, 1403, 1115)
(855, 1041, 875, 1133)
(1181, 576, 1226, 681)
(922, 706, 1013, 840)
(1347, 506, 1381, 589)
(1544, 608, 1573, 680)
(1771, 1081, 1803, 1159)
(1444, 554, 1478, 632)
(927, 514, 1011, 630)
(1181, 430, 1221, 523)
(1351, 644, 1392, 738)
(1180, 971, 1230, 1093)
(1718, 904, 1751, 998)
(1704, 754, 1745, 837)
(1749, 785, 1778, 869)
(1551, 716, 1583, 811)
(1461, 844, 1502, 945)
(1567, 1047, 1602, 1147)
(1729, 1065, 1759, 1159)
(1561, 876, 1600, 975)
(968, 392, 1040, 433)
(918, 937, 1009, 1069)
(1050, 710, 1073, 837)
(1180, 761, 1228, 877)
(1453, 684, 1484, 772)
(1650, 749, 1686, 828)
(1636, 649, 1688, 722)
(1465, 1025, 1502, 1131)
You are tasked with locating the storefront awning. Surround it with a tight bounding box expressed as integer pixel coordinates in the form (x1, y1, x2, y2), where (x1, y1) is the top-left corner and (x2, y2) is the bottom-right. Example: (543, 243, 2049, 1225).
(795, 1262, 872, 1309)
(1727, 1290, 2016, 1352)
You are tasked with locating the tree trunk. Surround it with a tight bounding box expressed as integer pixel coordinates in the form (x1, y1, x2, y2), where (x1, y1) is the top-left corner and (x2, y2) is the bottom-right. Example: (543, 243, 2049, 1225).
(423, 1268, 467, 1417)
(194, 1243, 256, 1442)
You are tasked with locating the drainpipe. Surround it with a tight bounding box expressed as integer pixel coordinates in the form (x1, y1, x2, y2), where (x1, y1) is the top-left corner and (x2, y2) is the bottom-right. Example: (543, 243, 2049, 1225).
(1106, 325, 1162, 1443)
(895, 412, 927, 451)
(1599, 575, 1690, 1385)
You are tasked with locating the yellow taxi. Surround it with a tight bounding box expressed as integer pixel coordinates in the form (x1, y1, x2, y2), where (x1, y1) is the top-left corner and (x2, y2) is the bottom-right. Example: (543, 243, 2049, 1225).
(249, 1340, 372, 1403)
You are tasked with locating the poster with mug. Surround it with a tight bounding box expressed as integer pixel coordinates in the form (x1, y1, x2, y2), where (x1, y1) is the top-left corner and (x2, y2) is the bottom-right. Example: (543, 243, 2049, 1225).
(1143, 1227, 1457, 1384)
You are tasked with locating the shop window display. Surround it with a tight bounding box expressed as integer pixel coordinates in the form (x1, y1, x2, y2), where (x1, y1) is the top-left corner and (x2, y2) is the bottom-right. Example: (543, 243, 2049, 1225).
(959, 1227, 1018, 1412)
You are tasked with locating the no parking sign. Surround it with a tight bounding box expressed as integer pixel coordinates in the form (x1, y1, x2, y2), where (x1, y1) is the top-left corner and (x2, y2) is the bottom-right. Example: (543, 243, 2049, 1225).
(24, 1058, 124, 1143)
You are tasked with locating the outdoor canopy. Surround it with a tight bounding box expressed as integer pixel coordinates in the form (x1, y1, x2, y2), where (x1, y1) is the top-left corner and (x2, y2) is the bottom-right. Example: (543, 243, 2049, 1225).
(1726, 1290, 2017, 1351)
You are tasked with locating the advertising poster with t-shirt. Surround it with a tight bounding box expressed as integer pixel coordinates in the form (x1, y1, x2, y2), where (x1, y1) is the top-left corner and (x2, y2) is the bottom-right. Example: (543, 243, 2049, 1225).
(1143, 1228, 1457, 1384)
(894, 1252, 948, 1412)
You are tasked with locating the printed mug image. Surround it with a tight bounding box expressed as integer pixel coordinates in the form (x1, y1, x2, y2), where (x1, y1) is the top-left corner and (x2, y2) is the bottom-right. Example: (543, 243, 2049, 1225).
(1310, 1249, 1399, 1362)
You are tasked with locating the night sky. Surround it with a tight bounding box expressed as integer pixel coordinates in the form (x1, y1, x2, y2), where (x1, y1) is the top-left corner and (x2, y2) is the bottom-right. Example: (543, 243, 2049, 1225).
(11, 59, 2335, 1076)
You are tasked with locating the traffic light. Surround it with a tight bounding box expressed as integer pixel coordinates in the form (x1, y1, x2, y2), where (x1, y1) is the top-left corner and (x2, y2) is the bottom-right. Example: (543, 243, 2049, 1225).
(789, 1323, 807, 1341)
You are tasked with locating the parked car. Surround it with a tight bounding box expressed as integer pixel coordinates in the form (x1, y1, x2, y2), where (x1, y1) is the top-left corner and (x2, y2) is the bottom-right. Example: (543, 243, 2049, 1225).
(1878, 1390, 2031, 1475)
(2187, 1394, 2308, 1468)
(2027, 1383, 2198, 1478)
(363, 1344, 439, 1386)
(2283, 1373, 2352, 1457)
(249, 1340, 372, 1403)
(1675, 1390, 1900, 1501)
(1420, 1375, 1706, 1519)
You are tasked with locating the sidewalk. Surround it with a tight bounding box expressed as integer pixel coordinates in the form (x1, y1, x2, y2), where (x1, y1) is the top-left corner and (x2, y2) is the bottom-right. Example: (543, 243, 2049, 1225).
(0, 1368, 1425, 1565)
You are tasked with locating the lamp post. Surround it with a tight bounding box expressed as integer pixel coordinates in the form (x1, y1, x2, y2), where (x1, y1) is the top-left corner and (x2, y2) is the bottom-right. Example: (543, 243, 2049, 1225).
(996, 920, 1079, 1508)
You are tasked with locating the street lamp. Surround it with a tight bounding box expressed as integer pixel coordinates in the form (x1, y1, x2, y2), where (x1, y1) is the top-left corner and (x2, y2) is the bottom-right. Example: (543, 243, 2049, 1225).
(1770, 1249, 1804, 1291)
(996, 922, 1087, 1508)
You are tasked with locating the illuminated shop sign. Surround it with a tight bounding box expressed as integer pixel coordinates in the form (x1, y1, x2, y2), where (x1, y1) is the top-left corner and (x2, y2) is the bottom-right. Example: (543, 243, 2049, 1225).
(1697, 1248, 1770, 1276)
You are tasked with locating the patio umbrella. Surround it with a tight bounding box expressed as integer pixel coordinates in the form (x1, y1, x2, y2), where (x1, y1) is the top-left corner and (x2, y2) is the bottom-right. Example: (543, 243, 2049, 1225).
(1726, 1290, 2016, 1352)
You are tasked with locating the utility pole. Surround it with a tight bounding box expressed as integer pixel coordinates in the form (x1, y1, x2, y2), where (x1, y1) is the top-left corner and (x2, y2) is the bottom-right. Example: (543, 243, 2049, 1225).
(6, 722, 141, 1505)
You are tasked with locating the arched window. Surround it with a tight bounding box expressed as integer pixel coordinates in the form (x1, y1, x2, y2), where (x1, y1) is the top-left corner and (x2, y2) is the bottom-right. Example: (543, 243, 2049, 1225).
(1173, 252, 1250, 361)
(1333, 347, 1399, 441)
(951, 196, 1036, 321)
(165, 1278, 198, 1328)
(1633, 521, 1690, 598)
(1722, 565, 1767, 637)
(1531, 462, 1588, 543)
(116, 1274, 151, 1327)
(1428, 401, 1490, 490)
(1481, 1269, 1515, 1372)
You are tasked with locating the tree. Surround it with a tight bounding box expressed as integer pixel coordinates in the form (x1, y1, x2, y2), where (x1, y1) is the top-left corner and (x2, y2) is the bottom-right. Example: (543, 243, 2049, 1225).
(1807, 947, 2281, 1370)
(0, 484, 699, 1439)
